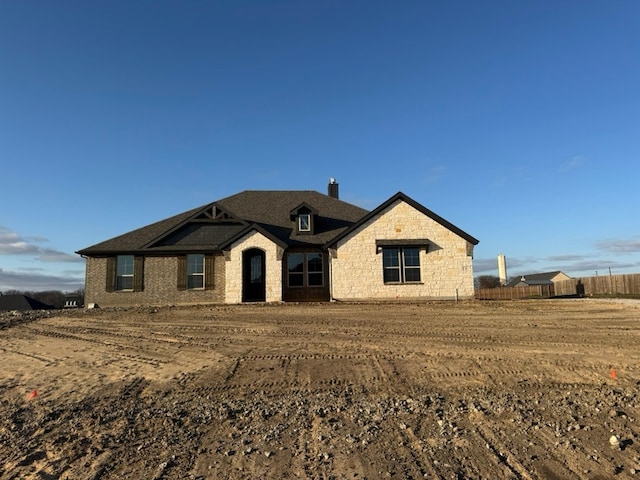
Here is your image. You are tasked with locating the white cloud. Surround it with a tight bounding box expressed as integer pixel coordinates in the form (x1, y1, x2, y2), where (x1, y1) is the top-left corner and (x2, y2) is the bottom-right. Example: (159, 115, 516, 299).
(0, 226, 82, 262)
(595, 236, 640, 253)
(473, 258, 498, 273)
(559, 155, 588, 172)
(0, 227, 40, 255)
(473, 256, 529, 274)
(37, 249, 81, 263)
(491, 166, 531, 187)
(0, 267, 84, 292)
(546, 254, 586, 262)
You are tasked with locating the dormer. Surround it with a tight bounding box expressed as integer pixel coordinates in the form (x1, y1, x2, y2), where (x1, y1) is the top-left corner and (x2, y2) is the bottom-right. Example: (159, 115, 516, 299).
(290, 202, 318, 235)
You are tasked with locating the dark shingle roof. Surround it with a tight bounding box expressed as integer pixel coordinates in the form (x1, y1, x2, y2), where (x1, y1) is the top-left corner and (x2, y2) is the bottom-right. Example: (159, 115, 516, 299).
(0, 295, 54, 311)
(217, 190, 369, 246)
(77, 190, 479, 256)
(77, 205, 205, 255)
(507, 271, 567, 287)
(77, 191, 369, 255)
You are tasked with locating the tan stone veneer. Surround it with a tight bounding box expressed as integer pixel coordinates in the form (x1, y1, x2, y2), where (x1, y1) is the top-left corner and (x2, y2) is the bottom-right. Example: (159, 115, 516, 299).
(330, 200, 475, 300)
(224, 231, 283, 303)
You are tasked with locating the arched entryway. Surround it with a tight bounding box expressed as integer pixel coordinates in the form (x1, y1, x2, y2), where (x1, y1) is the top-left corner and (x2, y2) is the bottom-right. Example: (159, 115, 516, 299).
(242, 248, 266, 302)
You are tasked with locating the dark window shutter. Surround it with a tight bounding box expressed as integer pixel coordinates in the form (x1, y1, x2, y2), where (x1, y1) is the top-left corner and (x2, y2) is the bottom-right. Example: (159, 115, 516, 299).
(177, 256, 187, 290)
(106, 257, 116, 292)
(205, 254, 215, 290)
(133, 256, 144, 292)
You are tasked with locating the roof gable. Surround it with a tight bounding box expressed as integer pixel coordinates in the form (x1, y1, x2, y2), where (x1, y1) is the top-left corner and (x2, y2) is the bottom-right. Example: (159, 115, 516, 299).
(289, 202, 319, 219)
(77, 190, 477, 256)
(77, 191, 368, 255)
(328, 192, 479, 247)
(143, 203, 247, 250)
(208, 191, 368, 246)
(219, 223, 289, 250)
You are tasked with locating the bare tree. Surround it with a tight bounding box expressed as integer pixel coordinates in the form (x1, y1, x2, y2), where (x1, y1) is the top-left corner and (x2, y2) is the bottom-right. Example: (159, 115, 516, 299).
(475, 275, 501, 289)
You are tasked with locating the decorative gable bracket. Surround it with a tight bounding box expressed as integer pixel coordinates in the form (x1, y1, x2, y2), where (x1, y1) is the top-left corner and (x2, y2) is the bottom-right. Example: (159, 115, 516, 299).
(196, 204, 235, 221)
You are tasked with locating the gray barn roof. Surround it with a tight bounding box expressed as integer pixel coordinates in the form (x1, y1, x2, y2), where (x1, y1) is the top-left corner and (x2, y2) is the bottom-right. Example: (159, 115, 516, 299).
(507, 271, 567, 287)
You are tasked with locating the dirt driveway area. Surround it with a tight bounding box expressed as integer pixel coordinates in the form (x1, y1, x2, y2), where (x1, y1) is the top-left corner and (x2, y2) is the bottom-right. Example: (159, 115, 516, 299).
(1, 299, 640, 479)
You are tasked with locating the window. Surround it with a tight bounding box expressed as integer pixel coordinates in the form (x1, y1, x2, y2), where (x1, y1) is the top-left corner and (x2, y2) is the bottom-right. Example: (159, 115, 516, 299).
(250, 254, 263, 284)
(382, 247, 421, 284)
(107, 255, 143, 292)
(288, 253, 305, 287)
(116, 255, 135, 290)
(178, 254, 214, 291)
(298, 213, 311, 232)
(290, 203, 317, 234)
(307, 253, 323, 286)
(187, 254, 204, 289)
(287, 252, 323, 287)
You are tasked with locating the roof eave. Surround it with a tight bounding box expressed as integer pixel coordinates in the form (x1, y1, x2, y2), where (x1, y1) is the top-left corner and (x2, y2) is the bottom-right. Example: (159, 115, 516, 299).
(327, 192, 479, 247)
(219, 223, 289, 250)
(76, 246, 225, 256)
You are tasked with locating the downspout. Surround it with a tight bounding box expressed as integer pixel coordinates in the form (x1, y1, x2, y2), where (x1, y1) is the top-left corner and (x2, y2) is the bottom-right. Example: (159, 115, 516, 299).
(327, 249, 334, 302)
(328, 250, 334, 301)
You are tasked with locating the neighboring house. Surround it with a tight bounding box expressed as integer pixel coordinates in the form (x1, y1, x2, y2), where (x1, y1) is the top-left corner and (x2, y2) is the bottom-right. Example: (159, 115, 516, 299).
(0, 295, 54, 312)
(507, 271, 572, 287)
(77, 182, 479, 306)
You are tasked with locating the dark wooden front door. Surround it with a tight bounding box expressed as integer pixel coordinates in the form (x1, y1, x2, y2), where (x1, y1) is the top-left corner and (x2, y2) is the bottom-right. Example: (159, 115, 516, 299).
(242, 249, 266, 302)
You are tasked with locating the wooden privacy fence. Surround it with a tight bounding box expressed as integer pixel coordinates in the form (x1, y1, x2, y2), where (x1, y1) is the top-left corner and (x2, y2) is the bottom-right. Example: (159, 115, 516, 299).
(475, 285, 555, 300)
(554, 273, 640, 296)
(475, 273, 640, 300)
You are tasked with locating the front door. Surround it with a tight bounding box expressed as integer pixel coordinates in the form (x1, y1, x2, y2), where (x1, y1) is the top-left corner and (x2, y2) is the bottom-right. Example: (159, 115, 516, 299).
(242, 248, 266, 302)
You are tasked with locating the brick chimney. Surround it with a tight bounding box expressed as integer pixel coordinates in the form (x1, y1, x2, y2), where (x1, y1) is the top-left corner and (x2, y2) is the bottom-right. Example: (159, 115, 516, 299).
(328, 178, 339, 199)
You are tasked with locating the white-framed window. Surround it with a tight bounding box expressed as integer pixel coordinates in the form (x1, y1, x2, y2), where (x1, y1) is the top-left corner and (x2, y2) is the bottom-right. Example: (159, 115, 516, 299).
(116, 255, 135, 290)
(187, 254, 205, 289)
(382, 247, 421, 284)
(287, 252, 323, 287)
(298, 213, 311, 232)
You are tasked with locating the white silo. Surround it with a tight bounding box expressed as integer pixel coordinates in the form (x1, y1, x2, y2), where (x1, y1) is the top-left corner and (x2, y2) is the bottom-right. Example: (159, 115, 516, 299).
(498, 254, 508, 286)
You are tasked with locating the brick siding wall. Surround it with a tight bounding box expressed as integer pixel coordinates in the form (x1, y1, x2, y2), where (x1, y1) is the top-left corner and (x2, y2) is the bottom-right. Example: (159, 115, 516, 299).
(85, 254, 225, 307)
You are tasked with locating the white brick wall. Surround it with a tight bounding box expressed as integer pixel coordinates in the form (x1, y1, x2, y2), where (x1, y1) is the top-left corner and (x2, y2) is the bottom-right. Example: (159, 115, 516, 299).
(331, 200, 475, 300)
(225, 231, 283, 303)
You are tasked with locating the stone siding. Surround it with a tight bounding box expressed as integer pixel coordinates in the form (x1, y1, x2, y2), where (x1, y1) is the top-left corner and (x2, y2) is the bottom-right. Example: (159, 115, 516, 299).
(331, 200, 475, 300)
(224, 231, 283, 303)
(85, 255, 225, 307)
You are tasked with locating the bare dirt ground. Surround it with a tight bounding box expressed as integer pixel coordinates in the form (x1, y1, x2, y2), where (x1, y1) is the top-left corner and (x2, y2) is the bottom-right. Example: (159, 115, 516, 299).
(1, 299, 640, 479)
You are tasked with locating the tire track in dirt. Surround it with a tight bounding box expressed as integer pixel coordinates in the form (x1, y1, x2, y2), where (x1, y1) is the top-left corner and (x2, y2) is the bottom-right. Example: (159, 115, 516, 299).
(3, 300, 640, 479)
(469, 414, 535, 480)
(0, 346, 56, 366)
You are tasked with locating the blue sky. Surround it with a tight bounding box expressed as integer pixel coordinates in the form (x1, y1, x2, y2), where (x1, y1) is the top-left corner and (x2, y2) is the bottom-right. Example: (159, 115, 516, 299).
(1, 1, 639, 292)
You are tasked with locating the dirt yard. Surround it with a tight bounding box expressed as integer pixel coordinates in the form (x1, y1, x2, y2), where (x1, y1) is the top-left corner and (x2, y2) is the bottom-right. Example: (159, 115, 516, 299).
(1, 299, 640, 479)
